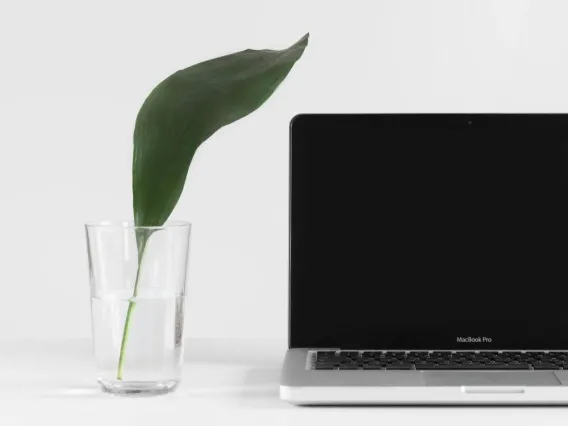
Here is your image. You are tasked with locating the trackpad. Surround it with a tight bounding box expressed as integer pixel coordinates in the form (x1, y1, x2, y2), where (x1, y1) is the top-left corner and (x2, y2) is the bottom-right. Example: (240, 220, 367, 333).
(423, 372, 560, 386)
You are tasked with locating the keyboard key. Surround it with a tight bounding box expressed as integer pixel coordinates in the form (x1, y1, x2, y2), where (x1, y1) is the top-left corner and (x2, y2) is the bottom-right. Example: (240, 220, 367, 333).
(434, 364, 461, 370)
(315, 365, 336, 370)
(414, 363, 436, 370)
(460, 364, 486, 370)
(318, 351, 337, 356)
(316, 358, 334, 363)
(505, 363, 530, 369)
(386, 364, 413, 370)
(340, 351, 360, 357)
(365, 361, 384, 366)
(339, 364, 360, 370)
(532, 363, 561, 370)
(363, 364, 384, 370)
(317, 355, 339, 360)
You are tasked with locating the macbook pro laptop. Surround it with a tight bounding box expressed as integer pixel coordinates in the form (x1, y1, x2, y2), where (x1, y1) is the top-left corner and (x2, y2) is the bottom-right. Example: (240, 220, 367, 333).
(280, 114, 568, 405)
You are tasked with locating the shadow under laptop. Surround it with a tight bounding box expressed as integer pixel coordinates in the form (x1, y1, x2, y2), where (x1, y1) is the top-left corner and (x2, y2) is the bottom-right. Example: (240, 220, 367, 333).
(304, 403, 568, 409)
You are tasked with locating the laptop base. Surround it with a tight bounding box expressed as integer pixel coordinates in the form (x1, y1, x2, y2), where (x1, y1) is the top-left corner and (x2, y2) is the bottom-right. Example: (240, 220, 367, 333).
(281, 349, 568, 405)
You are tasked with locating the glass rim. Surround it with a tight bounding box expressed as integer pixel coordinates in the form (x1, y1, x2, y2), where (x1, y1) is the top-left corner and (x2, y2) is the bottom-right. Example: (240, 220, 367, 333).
(85, 220, 191, 230)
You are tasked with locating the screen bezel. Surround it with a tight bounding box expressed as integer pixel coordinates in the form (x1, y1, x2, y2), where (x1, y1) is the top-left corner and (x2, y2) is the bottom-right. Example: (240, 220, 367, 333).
(289, 113, 568, 350)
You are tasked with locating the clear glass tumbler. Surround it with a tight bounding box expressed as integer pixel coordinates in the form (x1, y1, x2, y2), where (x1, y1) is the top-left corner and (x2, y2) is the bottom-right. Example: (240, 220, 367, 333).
(85, 221, 191, 396)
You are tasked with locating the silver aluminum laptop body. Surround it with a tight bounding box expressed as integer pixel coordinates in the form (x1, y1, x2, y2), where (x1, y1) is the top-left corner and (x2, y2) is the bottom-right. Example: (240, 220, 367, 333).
(280, 114, 568, 405)
(281, 349, 568, 404)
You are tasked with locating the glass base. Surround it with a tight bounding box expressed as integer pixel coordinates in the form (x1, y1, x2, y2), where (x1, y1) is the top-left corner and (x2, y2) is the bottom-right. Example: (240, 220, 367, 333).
(98, 378, 180, 396)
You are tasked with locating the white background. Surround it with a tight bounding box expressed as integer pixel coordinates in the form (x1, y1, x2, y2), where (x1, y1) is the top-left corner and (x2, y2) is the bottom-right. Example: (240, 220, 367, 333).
(1, 0, 568, 341)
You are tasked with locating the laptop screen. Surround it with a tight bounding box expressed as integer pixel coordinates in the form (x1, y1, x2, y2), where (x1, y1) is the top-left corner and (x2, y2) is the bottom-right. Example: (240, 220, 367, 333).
(290, 114, 568, 350)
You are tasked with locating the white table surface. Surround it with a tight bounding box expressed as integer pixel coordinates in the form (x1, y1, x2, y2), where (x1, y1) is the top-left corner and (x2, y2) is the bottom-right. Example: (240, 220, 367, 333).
(3, 339, 568, 425)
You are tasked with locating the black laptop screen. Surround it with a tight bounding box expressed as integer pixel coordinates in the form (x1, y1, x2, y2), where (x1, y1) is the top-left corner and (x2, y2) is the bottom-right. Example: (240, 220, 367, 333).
(290, 114, 568, 350)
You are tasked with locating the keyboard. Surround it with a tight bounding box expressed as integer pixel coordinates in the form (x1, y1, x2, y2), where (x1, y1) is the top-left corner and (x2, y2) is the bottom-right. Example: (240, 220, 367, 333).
(314, 351, 568, 370)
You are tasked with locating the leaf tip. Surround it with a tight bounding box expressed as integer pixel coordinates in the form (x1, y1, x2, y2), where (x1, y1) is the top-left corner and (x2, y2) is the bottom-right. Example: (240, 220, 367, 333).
(298, 32, 310, 47)
(287, 33, 309, 57)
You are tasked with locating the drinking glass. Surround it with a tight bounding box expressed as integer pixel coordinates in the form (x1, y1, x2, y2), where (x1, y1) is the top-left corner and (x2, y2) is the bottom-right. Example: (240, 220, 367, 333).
(85, 221, 191, 395)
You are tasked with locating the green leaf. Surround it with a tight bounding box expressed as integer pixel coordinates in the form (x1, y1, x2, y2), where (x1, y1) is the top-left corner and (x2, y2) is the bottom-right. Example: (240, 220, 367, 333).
(132, 33, 309, 226)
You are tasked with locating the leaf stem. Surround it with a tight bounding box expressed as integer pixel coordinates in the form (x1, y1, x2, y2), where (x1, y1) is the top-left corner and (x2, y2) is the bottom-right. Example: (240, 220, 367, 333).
(116, 236, 147, 380)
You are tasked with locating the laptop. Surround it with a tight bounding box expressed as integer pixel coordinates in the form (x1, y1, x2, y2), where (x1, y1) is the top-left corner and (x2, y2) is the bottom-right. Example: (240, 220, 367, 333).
(280, 114, 568, 405)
